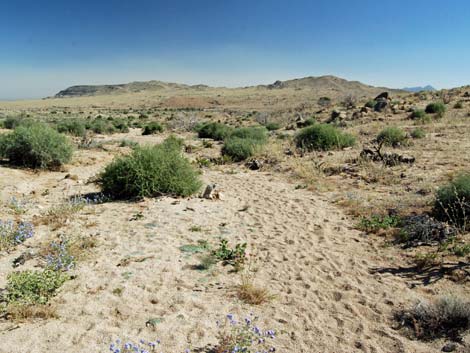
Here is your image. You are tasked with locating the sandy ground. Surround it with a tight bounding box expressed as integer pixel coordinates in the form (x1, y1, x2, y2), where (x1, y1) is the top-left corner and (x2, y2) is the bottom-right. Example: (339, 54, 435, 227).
(0, 138, 466, 353)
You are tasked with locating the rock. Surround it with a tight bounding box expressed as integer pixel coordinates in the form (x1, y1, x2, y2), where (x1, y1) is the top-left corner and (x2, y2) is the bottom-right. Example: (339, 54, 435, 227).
(374, 98, 389, 112)
(375, 92, 389, 100)
(246, 159, 263, 170)
(202, 184, 217, 199)
(442, 342, 457, 352)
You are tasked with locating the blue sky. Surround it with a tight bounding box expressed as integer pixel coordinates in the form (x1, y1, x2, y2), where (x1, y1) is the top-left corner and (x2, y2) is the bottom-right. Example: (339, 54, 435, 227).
(1, 0, 469, 99)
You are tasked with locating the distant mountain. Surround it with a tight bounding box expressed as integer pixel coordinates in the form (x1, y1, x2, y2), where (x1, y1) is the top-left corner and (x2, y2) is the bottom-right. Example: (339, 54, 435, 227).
(54, 75, 403, 98)
(402, 85, 436, 92)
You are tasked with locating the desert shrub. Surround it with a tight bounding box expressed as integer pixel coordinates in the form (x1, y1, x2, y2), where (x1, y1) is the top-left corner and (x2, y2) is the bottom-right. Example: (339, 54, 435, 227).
(376, 127, 407, 147)
(398, 215, 457, 246)
(56, 119, 86, 137)
(3, 116, 25, 129)
(265, 122, 281, 131)
(99, 137, 201, 199)
(221, 127, 268, 161)
(111, 118, 129, 133)
(365, 100, 377, 109)
(410, 128, 426, 139)
(434, 173, 470, 230)
(197, 122, 232, 141)
(142, 122, 164, 135)
(395, 296, 470, 340)
(318, 96, 331, 107)
(454, 101, 464, 109)
(295, 124, 355, 151)
(425, 102, 446, 116)
(88, 118, 116, 134)
(409, 109, 427, 120)
(6, 270, 68, 305)
(0, 123, 73, 169)
(230, 126, 268, 142)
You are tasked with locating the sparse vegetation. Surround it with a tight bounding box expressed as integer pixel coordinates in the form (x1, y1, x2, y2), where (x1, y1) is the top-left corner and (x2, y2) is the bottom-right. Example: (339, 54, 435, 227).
(295, 124, 355, 151)
(396, 296, 470, 340)
(358, 214, 400, 233)
(99, 137, 202, 198)
(142, 121, 164, 135)
(410, 128, 425, 139)
(376, 127, 407, 147)
(55, 119, 86, 137)
(197, 122, 233, 141)
(0, 123, 73, 169)
(434, 173, 470, 230)
(222, 127, 268, 161)
(425, 102, 446, 117)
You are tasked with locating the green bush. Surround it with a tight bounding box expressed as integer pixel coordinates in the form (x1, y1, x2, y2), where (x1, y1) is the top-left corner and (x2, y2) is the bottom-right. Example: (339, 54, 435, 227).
(88, 118, 117, 134)
(99, 137, 201, 199)
(265, 122, 281, 131)
(6, 270, 68, 305)
(377, 127, 407, 147)
(142, 122, 164, 135)
(111, 118, 130, 133)
(0, 123, 73, 169)
(222, 137, 258, 161)
(365, 100, 377, 109)
(425, 102, 446, 116)
(410, 109, 426, 120)
(56, 119, 86, 137)
(230, 126, 268, 143)
(197, 122, 233, 141)
(221, 127, 268, 161)
(434, 173, 470, 230)
(294, 124, 355, 151)
(3, 116, 26, 129)
(411, 128, 426, 139)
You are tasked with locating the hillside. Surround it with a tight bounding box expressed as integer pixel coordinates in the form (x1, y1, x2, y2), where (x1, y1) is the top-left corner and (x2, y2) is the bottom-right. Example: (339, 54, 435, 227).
(54, 75, 403, 99)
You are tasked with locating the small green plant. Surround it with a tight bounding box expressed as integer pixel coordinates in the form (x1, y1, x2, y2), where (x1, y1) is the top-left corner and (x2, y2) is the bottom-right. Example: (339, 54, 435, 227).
(119, 139, 138, 148)
(376, 127, 407, 147)
(0, 123, 73, 169)
(142, 122, 164, 135)
(0, 220, 34, 251)
(434, 173, 470, 230)
(425, 102, 446, 118)
(295, 124, 355, 151)
(410, 128, 426, 139)
(99, 137, 202, 199)
(222, 137, 259, 161)
(451, 243, 470, 257)
(213, 239, 247, 268)
(6, 270, 68, 305)
(358, 214, 401, 233)
(365, 100, 377, 109)
(413, 252, 439, 269)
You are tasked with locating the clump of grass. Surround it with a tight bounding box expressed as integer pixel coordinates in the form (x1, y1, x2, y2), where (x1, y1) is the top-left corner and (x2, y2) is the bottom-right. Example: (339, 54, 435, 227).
(395, 296, 470, 340)
(365, 100, 377, 109)
(197, 122, 233, 141)
(434, 173, 470, 230)
(99, 137, 202, 199)
(40, 196, 87, 228)
(236, 277, 275, 305)
(376, 127, 407, 147)
(425, 102, 446, 118)
(295, 124, 355, 151)
(409, 109, 426, 120)
(0, 123, 73, 169)
(142, 121, 164, 135)
(410, 128, 426, 139)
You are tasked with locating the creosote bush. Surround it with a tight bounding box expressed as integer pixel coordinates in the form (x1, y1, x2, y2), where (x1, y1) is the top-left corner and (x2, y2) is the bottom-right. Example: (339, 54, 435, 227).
(222, 127, 268, 161)
(434, 173, 470, 230)
(0, 123, 73, 169)
(425, 102, 446, 117)
(410, 128, 425, 139)
(142, 121, 164, 135)
(295, 124, 355, 151)
(410, 109, 426, 120)
(99, 136, 202, 199)
(376, 127, 407, 147)
(56, 119, 86, 137)
(197, 122, 233, 141)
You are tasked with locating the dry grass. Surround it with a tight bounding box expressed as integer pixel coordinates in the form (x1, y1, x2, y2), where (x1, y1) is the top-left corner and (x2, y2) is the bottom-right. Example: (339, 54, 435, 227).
(235, 276, 275, 305)
(5, 303, 57, 322)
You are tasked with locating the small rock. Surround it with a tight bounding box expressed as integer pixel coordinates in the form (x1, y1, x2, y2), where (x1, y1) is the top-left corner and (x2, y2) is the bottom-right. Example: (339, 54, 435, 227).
(442, 342, 457, 352)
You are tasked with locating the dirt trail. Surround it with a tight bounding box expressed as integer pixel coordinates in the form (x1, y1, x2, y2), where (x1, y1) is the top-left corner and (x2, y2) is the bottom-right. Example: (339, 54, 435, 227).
(0, 163, 445, 352)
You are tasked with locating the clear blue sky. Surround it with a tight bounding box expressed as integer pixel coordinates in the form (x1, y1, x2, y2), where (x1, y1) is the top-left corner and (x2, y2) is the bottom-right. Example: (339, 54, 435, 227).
(1, 0, 469, 99)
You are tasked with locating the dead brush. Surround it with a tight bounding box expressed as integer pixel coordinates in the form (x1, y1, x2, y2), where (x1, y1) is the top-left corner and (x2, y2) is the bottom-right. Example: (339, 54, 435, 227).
(236, 275, 275, 305)
(4, 303, 57, 322)
(37, 197, 87, 229)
